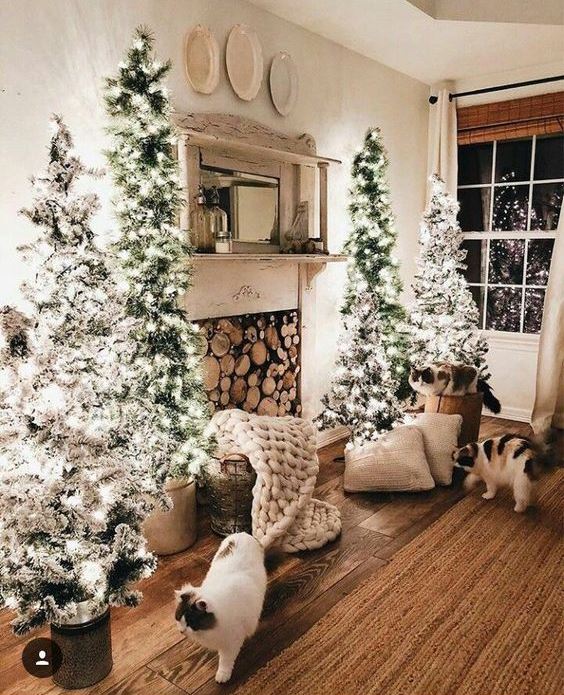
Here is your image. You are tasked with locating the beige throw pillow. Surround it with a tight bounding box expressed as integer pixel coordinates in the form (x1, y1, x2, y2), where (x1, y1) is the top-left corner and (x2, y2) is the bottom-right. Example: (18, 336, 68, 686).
(344, 425, 435, 492)
(412, 412, 463, 485)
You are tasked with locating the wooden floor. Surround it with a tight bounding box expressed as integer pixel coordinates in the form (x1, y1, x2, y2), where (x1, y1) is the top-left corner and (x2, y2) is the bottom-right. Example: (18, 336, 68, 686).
(0, 417, 531, 695)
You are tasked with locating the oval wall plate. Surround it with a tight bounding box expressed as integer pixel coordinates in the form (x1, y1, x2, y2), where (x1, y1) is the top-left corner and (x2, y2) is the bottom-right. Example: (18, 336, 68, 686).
(184, 25, 220, 94)
(269, 51, 298, 116)
(226, 24, 263, 101)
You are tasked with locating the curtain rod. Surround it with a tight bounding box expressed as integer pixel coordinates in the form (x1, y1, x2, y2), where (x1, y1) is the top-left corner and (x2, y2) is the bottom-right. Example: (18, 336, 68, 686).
(428, 74, 564, 104)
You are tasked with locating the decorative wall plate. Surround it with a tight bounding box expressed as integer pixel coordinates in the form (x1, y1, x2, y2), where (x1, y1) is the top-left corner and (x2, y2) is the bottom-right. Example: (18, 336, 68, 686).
(269, 52, 298, 116)
(226, 24, 263, 101)
(184, 25, 220, 94)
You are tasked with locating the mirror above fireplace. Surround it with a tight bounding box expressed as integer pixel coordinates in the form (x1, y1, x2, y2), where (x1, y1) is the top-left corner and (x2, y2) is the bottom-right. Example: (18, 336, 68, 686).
(200, 167, 280, 247)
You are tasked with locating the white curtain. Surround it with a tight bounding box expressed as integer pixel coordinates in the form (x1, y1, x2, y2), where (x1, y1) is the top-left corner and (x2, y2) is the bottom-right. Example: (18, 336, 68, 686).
(531, 211, 564, 434)
(427, 82, 457, 198)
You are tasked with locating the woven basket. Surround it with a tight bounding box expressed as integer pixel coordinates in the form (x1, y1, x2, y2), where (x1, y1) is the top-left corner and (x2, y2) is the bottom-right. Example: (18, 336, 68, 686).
(205, 453, 257, 536)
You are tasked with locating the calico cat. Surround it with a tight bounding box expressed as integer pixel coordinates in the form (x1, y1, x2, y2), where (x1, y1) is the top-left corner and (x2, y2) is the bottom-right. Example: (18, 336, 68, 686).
(174, 532, 267, 683)
(409, 362, 501, 414)
(452, 434, 553, 512)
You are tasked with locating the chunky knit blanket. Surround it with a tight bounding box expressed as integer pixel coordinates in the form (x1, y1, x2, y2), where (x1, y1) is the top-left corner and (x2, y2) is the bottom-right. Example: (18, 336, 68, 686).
(210, 410, 341, 552)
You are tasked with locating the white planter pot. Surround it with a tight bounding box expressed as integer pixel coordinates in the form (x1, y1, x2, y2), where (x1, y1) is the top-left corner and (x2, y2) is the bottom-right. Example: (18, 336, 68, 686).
(143, 478, 197, 555)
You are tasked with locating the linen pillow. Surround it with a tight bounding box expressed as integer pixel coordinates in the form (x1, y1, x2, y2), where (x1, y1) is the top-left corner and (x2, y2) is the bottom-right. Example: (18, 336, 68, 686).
(411, 412, 463, 485)
(344, 425, 435, 493)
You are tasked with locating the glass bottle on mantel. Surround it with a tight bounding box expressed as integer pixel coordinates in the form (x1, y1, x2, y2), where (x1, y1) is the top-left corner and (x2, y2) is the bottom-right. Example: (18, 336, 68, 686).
(206, 187, 231, 253)
(190, 185, 213, 252)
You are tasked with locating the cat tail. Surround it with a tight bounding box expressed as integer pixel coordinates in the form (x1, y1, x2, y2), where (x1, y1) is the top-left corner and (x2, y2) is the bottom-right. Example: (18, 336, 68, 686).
(477, 379, 501, 414)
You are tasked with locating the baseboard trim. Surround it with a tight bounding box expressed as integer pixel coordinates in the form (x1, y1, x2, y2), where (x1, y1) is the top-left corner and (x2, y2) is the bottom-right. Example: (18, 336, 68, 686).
(495, 406, 532, 423)
(316, 426, 350, 449)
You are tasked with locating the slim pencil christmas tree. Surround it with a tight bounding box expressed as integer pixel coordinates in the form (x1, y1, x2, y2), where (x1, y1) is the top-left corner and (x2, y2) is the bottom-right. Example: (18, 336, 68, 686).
(318, 128, 410, 444)
(0, 117, 161, 634)
(104, 27, 213, 480)
(410, 175, 489, 376)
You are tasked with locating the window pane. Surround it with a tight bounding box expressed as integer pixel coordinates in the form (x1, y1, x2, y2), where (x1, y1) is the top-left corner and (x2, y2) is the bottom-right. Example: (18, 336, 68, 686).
(534, 135, 564, 180)
(486, 287, 522, 332)
(492, 184, 529, 231)
(526, 239, 554, 286)
(495, 139, 532, 182)
(469, 285, 485, 327)
(524, 289, 545, 334)
(461, 239, 487, 283)
(458, 143, 493, 185)
(530, 182, 563, 231)
(458, 187, 491, 231)
(488, 239, 525, 284)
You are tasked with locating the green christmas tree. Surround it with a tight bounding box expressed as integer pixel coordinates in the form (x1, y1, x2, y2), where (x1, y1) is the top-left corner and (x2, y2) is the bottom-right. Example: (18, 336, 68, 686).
(318, 128, 410, 444)
(104, 28, 213, 480)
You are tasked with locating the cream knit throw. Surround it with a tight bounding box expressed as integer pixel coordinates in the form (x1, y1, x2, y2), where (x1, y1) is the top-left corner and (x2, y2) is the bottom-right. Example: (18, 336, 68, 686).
(210, 410, 341, 552)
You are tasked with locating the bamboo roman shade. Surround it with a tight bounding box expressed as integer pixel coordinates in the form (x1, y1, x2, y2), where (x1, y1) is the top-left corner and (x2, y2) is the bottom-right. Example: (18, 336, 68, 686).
(457, 91, 564, 144)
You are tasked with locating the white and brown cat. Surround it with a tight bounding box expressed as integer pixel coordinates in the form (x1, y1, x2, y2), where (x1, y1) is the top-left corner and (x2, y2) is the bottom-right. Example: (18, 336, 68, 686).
(174, 532, 267, 683)
(409, 362, 501, 414)
(453, 433, 554, 512)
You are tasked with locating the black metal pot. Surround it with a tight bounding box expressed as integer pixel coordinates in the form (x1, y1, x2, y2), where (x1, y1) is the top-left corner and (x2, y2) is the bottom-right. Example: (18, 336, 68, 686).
(50, 607, 112, 689)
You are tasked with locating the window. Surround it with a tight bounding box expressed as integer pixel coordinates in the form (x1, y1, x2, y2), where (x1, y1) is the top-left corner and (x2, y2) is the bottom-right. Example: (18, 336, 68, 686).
(457, 133, 563, 334)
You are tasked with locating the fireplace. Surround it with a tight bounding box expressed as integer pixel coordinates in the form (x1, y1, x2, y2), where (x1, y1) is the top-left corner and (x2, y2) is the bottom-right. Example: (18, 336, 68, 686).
(197, 310, 301, 416)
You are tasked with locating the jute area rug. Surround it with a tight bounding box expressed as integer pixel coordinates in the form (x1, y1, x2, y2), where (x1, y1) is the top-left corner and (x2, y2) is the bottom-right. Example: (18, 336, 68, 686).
(238, 471, 563, 695)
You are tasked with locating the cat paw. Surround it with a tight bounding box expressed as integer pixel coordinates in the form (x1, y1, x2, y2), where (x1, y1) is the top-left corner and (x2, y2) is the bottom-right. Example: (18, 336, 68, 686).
(482, 491, 496, 500)
(215, 669, 232, 684)
(514, 503, 527, 513)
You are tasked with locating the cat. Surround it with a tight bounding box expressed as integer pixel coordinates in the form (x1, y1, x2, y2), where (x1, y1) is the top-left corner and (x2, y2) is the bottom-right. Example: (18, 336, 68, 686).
(452, 433, 554, 512)
(409, 362, 501, 414)
(174, 532, 267, 683)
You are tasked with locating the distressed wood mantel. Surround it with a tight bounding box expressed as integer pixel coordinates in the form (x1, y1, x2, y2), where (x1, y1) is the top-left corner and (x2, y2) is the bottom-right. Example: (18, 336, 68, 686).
(175, 113, 346, 420)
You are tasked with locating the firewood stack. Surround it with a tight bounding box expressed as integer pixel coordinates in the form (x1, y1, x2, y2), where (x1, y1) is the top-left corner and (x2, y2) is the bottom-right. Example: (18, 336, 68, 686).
(197, 311, 301, 417)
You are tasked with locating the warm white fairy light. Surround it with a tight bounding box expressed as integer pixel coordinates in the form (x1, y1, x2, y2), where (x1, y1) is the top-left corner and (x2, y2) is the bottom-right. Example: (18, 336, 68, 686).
(409, 175, 490, 377)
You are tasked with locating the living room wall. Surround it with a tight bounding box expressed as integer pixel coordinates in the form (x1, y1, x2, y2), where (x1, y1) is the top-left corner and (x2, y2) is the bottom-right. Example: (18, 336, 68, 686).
(0, 0, 429, 415)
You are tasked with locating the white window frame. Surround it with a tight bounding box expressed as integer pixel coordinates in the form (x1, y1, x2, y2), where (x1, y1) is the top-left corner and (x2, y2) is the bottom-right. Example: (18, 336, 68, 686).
(458, 134, 561, 339)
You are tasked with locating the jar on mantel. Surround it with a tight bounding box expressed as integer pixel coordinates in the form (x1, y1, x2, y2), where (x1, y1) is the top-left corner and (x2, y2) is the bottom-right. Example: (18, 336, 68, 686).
(190, 186, 214, 252)
(205, 187, 231, 253)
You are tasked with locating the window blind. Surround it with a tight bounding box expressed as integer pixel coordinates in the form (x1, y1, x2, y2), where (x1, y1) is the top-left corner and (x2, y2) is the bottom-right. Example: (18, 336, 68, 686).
(457, 91, 564, 145)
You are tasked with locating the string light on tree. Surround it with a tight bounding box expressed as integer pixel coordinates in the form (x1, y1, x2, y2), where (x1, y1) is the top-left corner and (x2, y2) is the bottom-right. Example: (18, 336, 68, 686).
(104, 27, 214, 481)
(317, 128, 410, 444)
(409, 174, 490, 376)
(0, 117, 162, 635)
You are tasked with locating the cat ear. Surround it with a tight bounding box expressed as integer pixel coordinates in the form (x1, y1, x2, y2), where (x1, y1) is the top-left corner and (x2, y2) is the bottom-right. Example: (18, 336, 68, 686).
(195, 599, 207, 612)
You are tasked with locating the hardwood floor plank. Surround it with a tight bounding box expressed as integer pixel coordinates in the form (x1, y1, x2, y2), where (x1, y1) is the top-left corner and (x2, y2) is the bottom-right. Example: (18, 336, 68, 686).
(101, 666, 188, 695)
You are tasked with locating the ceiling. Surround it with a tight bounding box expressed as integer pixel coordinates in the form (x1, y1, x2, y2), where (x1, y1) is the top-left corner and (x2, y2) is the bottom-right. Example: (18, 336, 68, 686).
(247, 0, 564, 84)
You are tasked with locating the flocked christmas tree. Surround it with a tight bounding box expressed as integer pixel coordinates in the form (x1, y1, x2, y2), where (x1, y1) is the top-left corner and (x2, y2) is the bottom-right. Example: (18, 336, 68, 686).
(0, 117, 162, 634)
(409, 174, 489, 376)
(104, 27, 213, 480)
(317, 128, 410, 444)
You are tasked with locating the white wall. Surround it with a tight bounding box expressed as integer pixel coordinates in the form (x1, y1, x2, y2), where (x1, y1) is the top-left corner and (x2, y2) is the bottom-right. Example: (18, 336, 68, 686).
(0, 0, 429, 416)
(451, 64, 562, 422)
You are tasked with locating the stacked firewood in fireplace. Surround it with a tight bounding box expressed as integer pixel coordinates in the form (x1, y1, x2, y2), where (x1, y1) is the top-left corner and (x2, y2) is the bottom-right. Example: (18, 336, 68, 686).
(198, 310, 301, 416)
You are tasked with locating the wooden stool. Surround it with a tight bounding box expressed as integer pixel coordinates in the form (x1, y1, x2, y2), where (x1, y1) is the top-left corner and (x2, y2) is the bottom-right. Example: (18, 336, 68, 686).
(425, 393, 483, 446)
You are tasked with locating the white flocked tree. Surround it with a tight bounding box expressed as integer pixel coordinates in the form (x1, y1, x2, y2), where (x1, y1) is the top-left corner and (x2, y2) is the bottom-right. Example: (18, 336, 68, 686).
(409, 174, 490, 377)
(0, 116, 162, 635)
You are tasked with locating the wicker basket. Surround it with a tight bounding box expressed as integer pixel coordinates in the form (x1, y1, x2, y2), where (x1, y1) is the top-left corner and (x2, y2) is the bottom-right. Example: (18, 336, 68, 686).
(205, 453, 257, 536)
